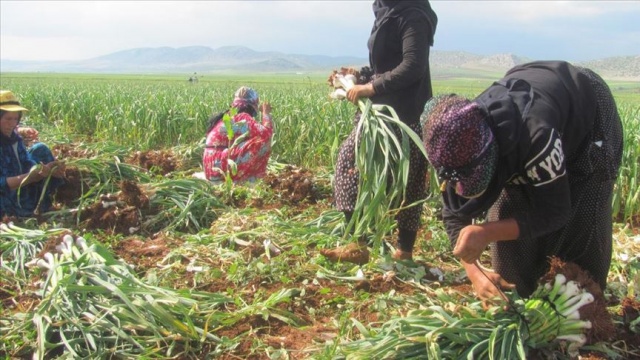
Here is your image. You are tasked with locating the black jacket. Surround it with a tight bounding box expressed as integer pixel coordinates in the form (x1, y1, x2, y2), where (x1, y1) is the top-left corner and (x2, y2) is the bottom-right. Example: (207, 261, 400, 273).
(368, 0, 437, 125)
(442, 61, 600, 245)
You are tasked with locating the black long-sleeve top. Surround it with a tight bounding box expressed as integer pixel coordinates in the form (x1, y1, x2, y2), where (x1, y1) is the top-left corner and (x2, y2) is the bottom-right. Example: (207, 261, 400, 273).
(442, 61, 598, 246)
(368, 1, 438, 125)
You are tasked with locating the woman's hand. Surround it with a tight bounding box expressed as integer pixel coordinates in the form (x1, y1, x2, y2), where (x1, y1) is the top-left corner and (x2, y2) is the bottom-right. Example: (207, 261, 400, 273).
(261, 102, 272, 115)
(17, 126, 39, 144)
(41, 161, 66, 179)
(346, 84, 375, 104)
(472, 267, 515, 301)
(463, 261, 515, 303)
(453, 224, 490, 264)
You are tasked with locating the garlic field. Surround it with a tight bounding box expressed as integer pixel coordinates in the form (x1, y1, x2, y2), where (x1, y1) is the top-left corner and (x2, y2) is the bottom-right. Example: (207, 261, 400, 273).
(1, 73, 638, 359)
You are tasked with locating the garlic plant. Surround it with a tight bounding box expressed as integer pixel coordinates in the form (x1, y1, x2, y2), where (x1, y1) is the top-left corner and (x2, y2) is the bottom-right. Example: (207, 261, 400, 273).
(0, 221, 66, 280)
(2, 231, 306, 359)
(339, 269, 601, 360)
(13, 233, 231, 359)
(330, 73, 358, 100)
(328, 71, 428, 247)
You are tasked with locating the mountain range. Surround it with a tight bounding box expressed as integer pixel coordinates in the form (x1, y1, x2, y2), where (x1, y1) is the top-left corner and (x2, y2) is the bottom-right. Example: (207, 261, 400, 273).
(2, 46, 639, 80)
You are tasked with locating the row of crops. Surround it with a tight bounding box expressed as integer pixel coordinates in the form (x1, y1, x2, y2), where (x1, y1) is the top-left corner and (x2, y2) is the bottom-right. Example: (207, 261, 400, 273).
(3, 73, 639, 224)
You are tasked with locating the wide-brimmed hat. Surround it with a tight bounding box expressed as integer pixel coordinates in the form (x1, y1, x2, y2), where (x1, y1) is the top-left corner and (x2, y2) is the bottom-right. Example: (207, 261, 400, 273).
(422, 94, 498, 198)
(231, 86, 259, 113)
(0, 90, 28, 112)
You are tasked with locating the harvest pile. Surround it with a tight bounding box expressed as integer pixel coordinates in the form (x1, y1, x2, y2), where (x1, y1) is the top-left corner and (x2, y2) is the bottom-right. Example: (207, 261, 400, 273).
(339, 258, 615, 359)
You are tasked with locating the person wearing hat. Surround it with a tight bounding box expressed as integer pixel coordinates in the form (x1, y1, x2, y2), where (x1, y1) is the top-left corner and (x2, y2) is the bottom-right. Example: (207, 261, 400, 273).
(202, 86, 273, 183)
(422, 61, 623, 300)
(1, 90, 65, 218)
(323, 0, 438, 264)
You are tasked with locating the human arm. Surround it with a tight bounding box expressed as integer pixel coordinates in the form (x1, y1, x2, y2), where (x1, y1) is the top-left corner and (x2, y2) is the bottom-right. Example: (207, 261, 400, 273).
(16, 126, 39, 145)
(446, 201, 519, 301)
(370, 14, 430, 95)
(5, 171, 45, 190)
(451, 127, 572, 261)
(232, 109, 273, 144)
(442, 200, 516, 300)
(453, 219, 520, 264)
(512, 128, 572, 240)
(4, 160, 65, 191)
(260, 102, 273, 129)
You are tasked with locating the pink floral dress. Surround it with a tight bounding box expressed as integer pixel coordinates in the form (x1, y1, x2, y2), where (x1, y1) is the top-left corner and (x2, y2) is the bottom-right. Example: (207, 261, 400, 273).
(203, 111, 273, 183)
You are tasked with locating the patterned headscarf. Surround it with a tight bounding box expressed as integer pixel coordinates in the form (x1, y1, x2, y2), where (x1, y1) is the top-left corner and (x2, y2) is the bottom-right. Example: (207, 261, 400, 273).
(422, 95, 498, 198)
(231, 86, 259, 114)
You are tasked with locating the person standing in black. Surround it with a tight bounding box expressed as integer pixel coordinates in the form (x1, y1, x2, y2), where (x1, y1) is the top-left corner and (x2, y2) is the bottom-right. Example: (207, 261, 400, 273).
(323, 0, 438, 263)
(422, 61, 623, 299)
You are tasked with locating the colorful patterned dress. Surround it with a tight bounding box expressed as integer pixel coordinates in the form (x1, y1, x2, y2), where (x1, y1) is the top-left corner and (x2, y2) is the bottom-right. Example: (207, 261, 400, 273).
(203, 111, 273, 183)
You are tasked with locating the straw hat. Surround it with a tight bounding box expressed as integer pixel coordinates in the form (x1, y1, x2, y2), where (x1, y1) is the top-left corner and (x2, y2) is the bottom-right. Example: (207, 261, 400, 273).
(0, 90, 28, 112)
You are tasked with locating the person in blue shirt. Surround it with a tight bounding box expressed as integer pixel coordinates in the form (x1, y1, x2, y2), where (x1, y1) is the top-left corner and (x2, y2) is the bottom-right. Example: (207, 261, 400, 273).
(0, 90, 65, 218)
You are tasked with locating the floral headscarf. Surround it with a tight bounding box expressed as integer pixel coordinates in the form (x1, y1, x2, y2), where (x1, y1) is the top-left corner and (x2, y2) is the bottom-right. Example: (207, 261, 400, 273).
(422, 95, 498, 198)
(231, 86, 259, 114)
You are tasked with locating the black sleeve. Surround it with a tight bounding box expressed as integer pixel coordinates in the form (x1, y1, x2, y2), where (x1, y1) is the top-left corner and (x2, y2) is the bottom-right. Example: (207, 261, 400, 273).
(372, 15, 430, 94)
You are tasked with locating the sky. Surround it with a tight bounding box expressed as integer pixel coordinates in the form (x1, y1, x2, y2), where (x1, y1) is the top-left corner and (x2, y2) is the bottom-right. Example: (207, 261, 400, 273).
(1, 1, 639, 63)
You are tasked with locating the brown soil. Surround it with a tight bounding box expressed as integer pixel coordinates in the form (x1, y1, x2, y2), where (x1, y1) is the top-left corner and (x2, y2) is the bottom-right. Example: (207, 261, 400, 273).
(0, 280, 40, 314)
(127, 149, 180, 176)
(320, 242, 370, 265)
(205, 274, 421, 360)
(214, 315, 331, 360)
(1, 232, 73, 314)
(35, 231, 74, 259)
(79, 180, 149, 235)
(112, 233, 184, 275)
(263, 165, 324, 205)
(52, 143, 95, 160)
(354, 273, 417, 294)
(618, 297, 640, 350)
(52, 166, 91, 208)
(3, 151, 638, 360)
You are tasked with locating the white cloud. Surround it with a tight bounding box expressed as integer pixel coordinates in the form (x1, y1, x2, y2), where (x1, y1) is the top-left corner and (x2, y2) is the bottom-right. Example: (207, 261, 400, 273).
(1, 1, 374, 60)
(1, 1, 637, 62)
(432, 1, 638, 23)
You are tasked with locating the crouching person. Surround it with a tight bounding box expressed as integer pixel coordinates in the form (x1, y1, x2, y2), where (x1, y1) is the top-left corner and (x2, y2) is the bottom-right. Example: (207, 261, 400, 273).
(1, 90, 65, 218)
(421, 61, 623, 299)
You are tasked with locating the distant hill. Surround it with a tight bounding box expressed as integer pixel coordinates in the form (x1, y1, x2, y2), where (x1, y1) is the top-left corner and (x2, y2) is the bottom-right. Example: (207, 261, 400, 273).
(580, 56, 640, 80)
(0, 46, 366, 74)
(1, 46, 638, 80)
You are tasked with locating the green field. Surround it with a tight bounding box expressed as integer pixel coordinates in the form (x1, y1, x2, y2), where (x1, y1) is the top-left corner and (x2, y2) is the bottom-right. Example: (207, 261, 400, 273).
(2, 72, 638, 221)
(1, 72, 639, 359)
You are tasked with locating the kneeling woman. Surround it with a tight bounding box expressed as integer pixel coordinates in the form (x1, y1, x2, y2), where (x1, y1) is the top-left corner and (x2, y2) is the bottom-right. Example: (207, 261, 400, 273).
(203, 87, 274, 183)
(422, 61, 623, 299)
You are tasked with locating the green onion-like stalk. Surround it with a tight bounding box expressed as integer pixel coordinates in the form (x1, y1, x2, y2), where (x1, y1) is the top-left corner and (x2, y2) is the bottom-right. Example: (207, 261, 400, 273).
(339, 269, 600, 359)
(328, 73, 427, 247)
(11, 234, 234, 359)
